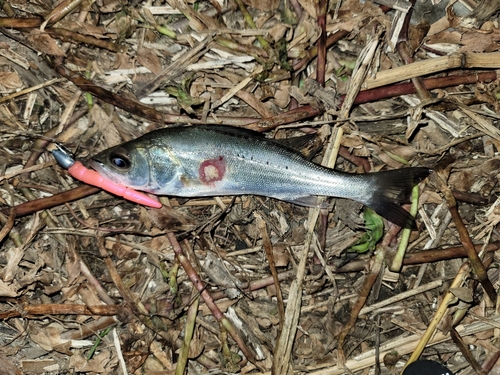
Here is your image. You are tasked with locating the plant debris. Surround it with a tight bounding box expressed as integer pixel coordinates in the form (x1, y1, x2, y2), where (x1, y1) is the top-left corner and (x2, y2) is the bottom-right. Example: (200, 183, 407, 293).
(1, 0, 500, 373)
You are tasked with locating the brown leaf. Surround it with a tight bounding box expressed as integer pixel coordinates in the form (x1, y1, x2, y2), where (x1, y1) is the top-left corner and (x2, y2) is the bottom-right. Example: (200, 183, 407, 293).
(268, 24, 290, 43)
(146, 206, 197, 232)
(242, 0, 279, 11)
(459, 28, 500, 53)
(29, 324, 59, 351)
(69, 350, 116, 372)
(426, 30, 462, 45)
(448, 158, 500, 196)
(296, 0, 316, 18)
(90, 105, 122, 147)
(272, 245, 289, 267)
(57, 21, 117, 40)
(113, 52, 135, 70)
(274, 83, 291, 108)
(0, 353, 21, 375)
(114, 10, 132, 40)
(0, 279, 19, 297)
(449, 287, 474, 303)
(20, 359, 60, 373)
(409, 21, 430, 52)
(187, 335, 205, 359)
(341, 134, 370, 157)
(203, 251, 242, 299)
(136, 47, 163, 75)
(0, 72, 22, 90)
(26, 30, 65, 56)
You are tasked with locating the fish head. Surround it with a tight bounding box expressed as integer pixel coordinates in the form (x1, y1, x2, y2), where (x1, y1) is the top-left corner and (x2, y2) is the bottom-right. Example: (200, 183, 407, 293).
(91, 144, 151, 190)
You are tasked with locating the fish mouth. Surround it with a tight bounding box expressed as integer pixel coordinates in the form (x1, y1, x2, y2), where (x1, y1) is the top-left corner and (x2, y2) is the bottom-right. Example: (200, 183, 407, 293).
(89, 159, 135, 187)
(89, 159, 107, 175)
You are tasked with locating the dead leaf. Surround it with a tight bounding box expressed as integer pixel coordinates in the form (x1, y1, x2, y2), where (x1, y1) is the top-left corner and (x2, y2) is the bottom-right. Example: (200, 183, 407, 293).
(114, 10, 132, 40)
(29, 323, 64, 351)
(448, 158, 500, 196)
(90, 105, 122, 147)
(379, 142, 418, 162)
(113, 52, 135, 70)
(69, 350, 116, 372)
(268, 24, 290, 43)
(0, 279, 19, 297)
(242, 0, 279, 11)
(3, 246, 24, 282)
(57, 21, 117, 39)
(203, 251, 243, 299)
(0, 353, 22, 375)
(20, 359, 58, 374)
(450, 287, 474, 303)
(187, 334, 205, 359)
(296, 0, 316, 19)
(146, 206, 197, 232)
(0, 72, 22, 90)
(272, 245, 289, 267)
(26, 30, 65, 56)
(274, 83, 291, 108)
(341, 134, 370, 157)
(137, 47, 162, 75)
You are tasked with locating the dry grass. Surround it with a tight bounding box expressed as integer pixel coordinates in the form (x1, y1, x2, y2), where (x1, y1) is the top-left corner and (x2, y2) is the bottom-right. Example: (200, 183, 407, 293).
(1, 0, 500, 374)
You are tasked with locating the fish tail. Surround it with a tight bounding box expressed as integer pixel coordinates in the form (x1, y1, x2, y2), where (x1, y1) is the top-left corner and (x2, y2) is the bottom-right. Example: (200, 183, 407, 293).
(362, 167, 431, 229)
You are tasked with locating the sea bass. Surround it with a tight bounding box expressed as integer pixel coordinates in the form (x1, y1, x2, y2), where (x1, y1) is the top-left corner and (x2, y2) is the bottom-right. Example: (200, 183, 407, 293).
(90, 125, 430, 229)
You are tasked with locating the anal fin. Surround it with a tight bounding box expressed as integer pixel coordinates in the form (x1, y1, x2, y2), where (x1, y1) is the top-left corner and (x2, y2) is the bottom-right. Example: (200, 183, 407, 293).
(283, 195, 329, 209)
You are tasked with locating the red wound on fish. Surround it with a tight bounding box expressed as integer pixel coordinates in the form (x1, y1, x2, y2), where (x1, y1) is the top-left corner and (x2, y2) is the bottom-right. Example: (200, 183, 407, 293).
(199, 157, 226, 186)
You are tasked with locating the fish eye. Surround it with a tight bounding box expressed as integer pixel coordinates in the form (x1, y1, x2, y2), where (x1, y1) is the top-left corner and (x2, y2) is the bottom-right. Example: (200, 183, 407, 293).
(109, 148, 131, 170)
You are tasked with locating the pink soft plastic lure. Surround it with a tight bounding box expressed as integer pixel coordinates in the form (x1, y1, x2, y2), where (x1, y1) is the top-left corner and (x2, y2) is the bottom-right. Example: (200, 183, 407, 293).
(52, 147, 162, 208)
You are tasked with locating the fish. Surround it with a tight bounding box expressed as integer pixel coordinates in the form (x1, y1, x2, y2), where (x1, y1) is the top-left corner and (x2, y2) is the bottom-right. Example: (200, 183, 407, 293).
(90, 125, 430, 229)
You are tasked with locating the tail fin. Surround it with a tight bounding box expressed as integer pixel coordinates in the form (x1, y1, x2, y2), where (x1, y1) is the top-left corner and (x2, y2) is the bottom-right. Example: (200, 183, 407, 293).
(364, 167, 431, 229)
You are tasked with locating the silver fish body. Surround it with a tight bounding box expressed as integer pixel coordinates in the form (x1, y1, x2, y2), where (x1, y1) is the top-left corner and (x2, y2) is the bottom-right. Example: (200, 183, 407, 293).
(91, 126, 430, 228)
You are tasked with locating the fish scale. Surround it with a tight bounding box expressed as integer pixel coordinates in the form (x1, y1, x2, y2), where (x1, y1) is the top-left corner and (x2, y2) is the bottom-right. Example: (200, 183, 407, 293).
(91, 125, 431, 229)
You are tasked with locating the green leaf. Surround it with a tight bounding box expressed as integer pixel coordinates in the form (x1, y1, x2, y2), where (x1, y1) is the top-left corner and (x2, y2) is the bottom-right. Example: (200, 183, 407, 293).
(165, 75, 204, 114)
(349, 208, 384, 253)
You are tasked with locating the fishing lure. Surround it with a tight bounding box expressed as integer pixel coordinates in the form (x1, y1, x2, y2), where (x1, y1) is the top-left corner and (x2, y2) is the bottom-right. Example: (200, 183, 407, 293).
(52, 146, 162, 208)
